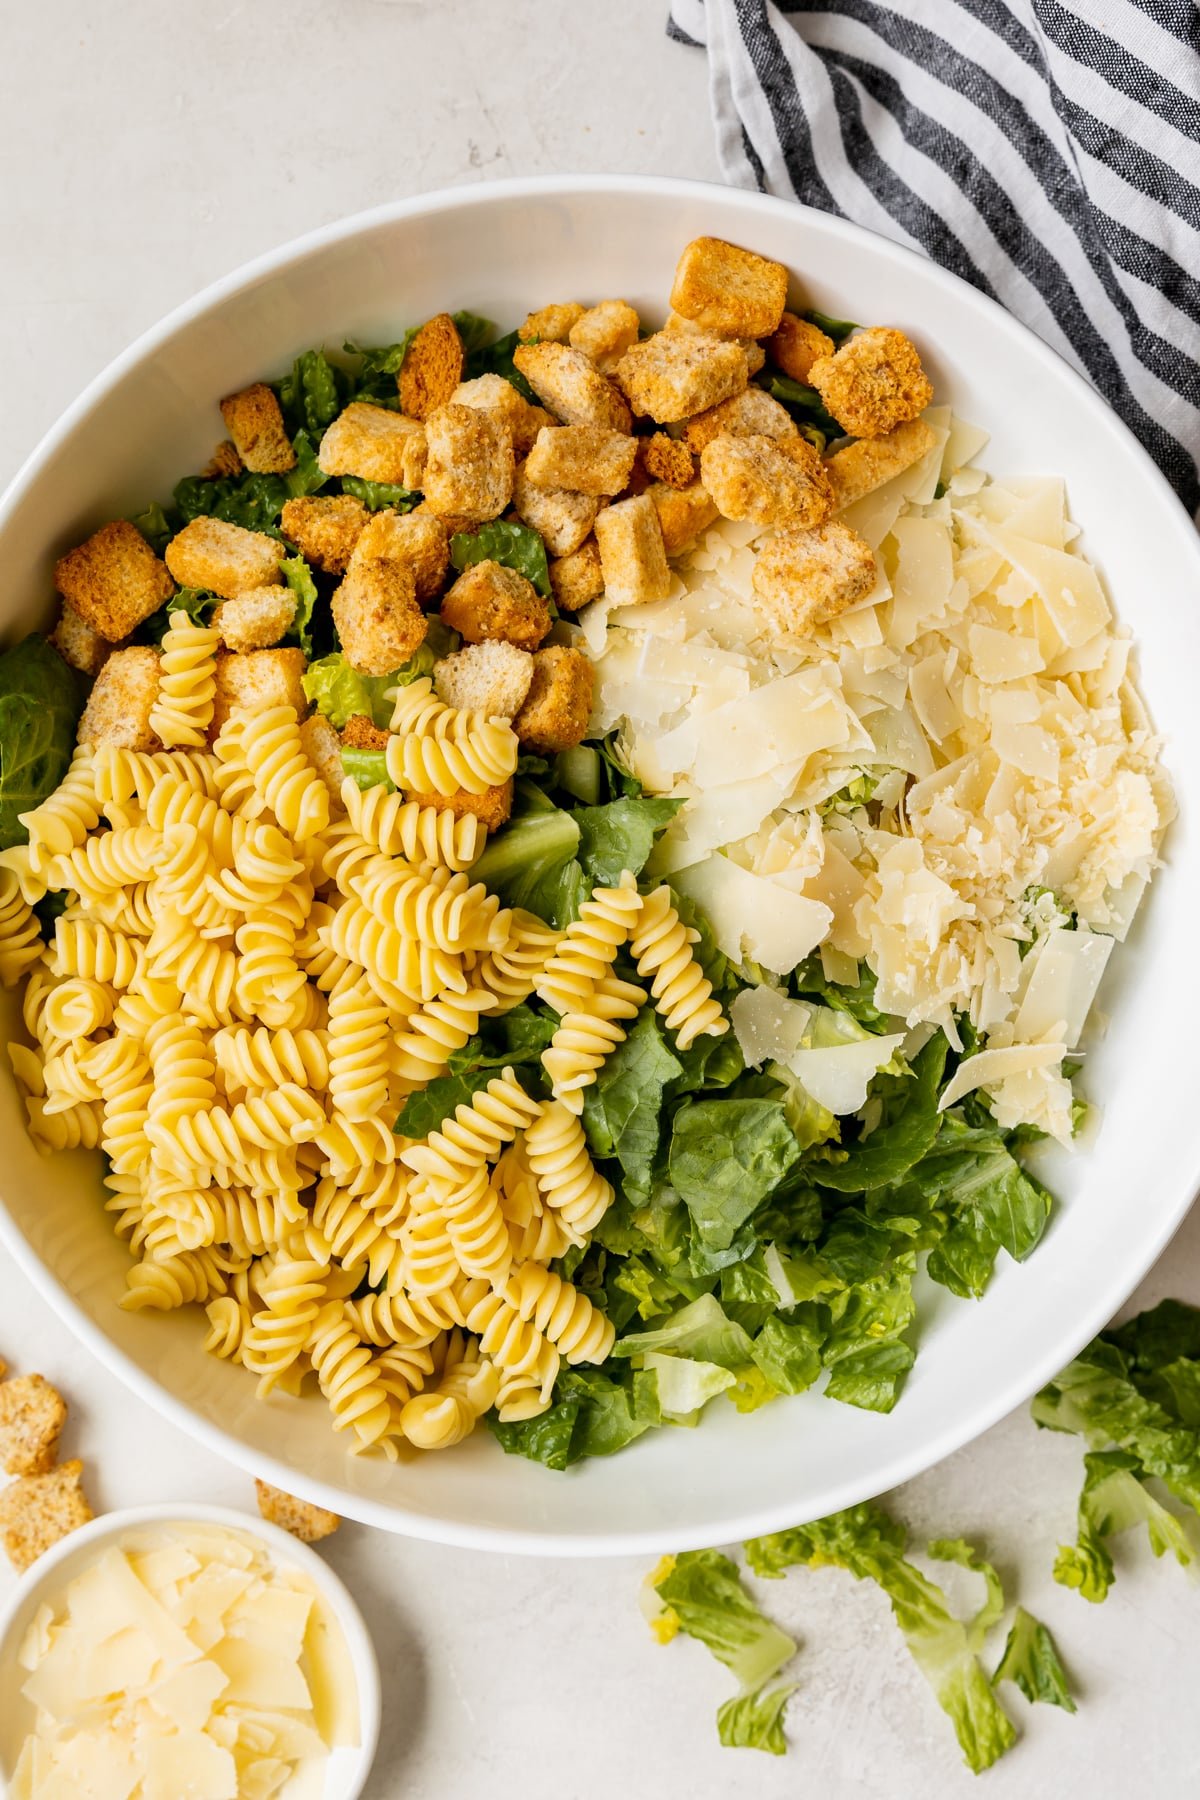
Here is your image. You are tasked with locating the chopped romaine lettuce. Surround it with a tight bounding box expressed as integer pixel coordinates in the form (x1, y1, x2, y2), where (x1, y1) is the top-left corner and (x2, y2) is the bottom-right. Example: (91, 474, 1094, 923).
(0, 636, 83, 850)
(450, 518, 551, 598)
(992, 1607, 1076, 1711)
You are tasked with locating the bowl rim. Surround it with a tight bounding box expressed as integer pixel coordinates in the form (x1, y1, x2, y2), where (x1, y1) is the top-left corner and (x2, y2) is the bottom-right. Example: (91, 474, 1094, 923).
(1, 172, 1197, 1556)
(0, 1500, 382, 1797)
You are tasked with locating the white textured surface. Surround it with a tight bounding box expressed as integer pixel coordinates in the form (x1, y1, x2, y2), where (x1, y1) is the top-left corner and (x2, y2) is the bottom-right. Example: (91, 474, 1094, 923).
(1, 5, 1198, 1794)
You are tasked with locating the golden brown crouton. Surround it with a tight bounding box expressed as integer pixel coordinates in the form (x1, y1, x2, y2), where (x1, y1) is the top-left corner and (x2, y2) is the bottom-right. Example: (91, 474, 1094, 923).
(568, 300, 641, 374)
(440, 560, 552, 652)
(647, 480, 720, 557)
(670, 237, 789, 339)
(408, 778, 513, 832)
(333, 557, 426, 676)
(615, 332, 749, 424)
(524, 425, 637, 497)
(434, 640, 533, 718)
(700, 433, 833, 530)
(665, 311, 766, 374)
(594, 494, 671, 606)
(826, 418, 939, 512)
(50, 604, 112, 677)
(341, 713, 389, 752)
(519, 303, 586, 344)
(212, 586, 296, 652)
(318, 402, 427, 487)
(55, 520, 175, 643)
(549, 538, 605, 612)
(281, 494, 370, 574)
(78, 647, 162, 750)
(353, 509, 449, 604)
(768, 312, 835, 383)
(0, 1374, 67, 1476)
(684, 386, 799, 455)
(641, 434, 696, 490)
(422, 404, 515, 525)
(219, 382, 296, 474)
(809, 327, 933, 438)
(450, 373, 551, 456)
(166, 517, 284, 600)
(399, 313, 466, 421)
(513, 646, 594, 753)
(203, 440, 244, 479)
(512, 465, 599, 559)
(752, 521, 878, 638)
(512, 342, 632, 433)
(299, 714, 346, 801)
(211, 647, 309, 735)
(255, 1479, 341, 1543)
(0, 1458, 92, 1571)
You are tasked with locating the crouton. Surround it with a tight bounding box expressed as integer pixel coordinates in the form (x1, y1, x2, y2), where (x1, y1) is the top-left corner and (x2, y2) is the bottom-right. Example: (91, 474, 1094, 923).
(55, 520, 175, 643)
(549, 538, 605, 612)
(615, 332, 749, 424)
(408, 778, 513, 832)
(332, 557, 426, 676)
(434, 640, 533, 718)
(647, 480, 720, 557)
(78, 647, 161, 751)
(166, 517, 284, 600)
(809, 327, 933, 438)
(352, 509, 449, 603)
(670, 237, 789, 339)
(298, 715, 346, 800)
(0, 1458, 92, 1571)
(211, 647, 309, 734)
(422, 404, 514, 525)
(524, 425, 637, 497)
(665, 311, 766, 374)
(768, 312, 835, 383)
(50, 604, 112, 677)
(519, 303, 586, 344)
(219, 382, 296, 474)
(399, 313, 465, 421)
(700, 433, 833, 530)
(450, 373, 551, 456)
(440, 560, 552, 652)
(255, 1479, 341, 1543)
(341, 713, 389, 752)
(414, 499, 476, 540)
(0, 1374, 67, 1476)
(641, 434, 695, 490)
(752, 521, 878, 638)
(512, 465, 599, 559)
(512, 342, 632, 433)
(513, 646, 594, 753)
(826, 417, 939, 511)
(568, 300, 641, 374)
(594, 494, 671, 606)
(318, 402, 427, 486)
(281, 494, 370, 573)
(203, 440, 244, 479)
(213, 585, 296, 652)
(684, 386, 799, 455)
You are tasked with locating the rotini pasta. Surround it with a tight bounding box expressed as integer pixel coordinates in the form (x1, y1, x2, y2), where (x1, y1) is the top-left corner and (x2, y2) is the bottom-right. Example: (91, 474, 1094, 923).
(541, 975, 646, 1113)
(386, 678, 519, 797)
(398, 1331, 500, 1450)
(0, 869, 44, 986)
(533, 870, 642, 1015)
(222, 704, 330, 841)
(148, 614, 219, 748)
(630, 885, 730, 1049)
(340, 777, 483, 869)
(524, 1101, 614, 1240)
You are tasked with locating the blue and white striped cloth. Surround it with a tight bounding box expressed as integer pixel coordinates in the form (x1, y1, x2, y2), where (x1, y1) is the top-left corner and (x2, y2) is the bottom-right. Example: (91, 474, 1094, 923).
(668, 1, 1200, 517)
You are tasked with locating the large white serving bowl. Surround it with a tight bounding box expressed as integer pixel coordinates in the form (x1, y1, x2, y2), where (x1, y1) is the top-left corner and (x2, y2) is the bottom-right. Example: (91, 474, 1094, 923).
(0, 177, 1196, 1555)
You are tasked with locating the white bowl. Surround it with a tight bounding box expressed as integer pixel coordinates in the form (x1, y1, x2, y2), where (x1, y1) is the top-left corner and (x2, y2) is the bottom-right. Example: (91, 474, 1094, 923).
(1, 176, 1197, 1555)
(0, 1502, 381, 1797)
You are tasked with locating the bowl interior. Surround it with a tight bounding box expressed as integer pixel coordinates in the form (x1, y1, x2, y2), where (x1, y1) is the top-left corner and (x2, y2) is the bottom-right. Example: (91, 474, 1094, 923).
(2, 178, 1197, 1553)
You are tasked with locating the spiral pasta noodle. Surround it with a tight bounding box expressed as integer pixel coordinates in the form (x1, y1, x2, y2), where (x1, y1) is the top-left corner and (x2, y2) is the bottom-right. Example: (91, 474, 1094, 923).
(0, 869, 44, 986)
(51, 917, 142, 987)
(471, 909, 563, 1012)
(400, 1070, 541, 1187)
(148, 615, 220, 748)
(307, 1300, 395, 1455)
(398, 1331, 500, 1450)
(340, 777, 483, 869)
(541, 975, 646, 1114)
(221, 704, 330, 841)
(524, 1101, 614, 1240)
(212, 1025, 330, 1094)
(354, 857, 509, 955)
(630, 885, 730, 1049)
(386, 678, 519, 797)
(20, 747, 101, 872)
(391, 987, 497, 1082)
(505, 1264, 616, 1365)
(533, 871, 642, 1014)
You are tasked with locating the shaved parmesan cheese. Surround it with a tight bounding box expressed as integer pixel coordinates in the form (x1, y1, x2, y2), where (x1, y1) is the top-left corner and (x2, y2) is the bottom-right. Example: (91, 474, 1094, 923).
(730, 985, 812, 1067)
(787, 1033, 907, 1115)
(674, 856, 832, 975)
(1014, 928, 1113, 1047)
(938, 1041, 1067, 1111)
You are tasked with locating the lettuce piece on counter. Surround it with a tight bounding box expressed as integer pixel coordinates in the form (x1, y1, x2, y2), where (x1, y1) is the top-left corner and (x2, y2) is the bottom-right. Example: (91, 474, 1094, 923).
(450, 518, 551, 598)
(1053, 1450, 1195, 1603)
(0, 635, 84, 850)
(715, 1684, 796, 1755)
(746, 1504, 1019, 1773)
(992, 1607, 1076, 1711)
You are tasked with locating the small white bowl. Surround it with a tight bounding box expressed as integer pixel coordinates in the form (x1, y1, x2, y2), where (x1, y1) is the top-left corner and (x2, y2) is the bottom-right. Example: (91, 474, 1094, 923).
(0, 1502, 381, 1800)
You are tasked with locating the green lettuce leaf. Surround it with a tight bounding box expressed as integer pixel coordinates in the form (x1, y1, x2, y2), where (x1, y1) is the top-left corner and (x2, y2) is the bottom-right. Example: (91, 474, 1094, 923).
(280, 554, 319, 657)
(668, 1099, 800, 1250)
(613, 1294, 755, 1372)
(464, 324, 540, 403)
(573, 796, 683, 886)
(340, 749, 393, 793)
(815, 1036, 947, 1192)
(284, 429, 329, 499)
(0, 636, 84, 849)
(824, 1340, 915, 1412)
(140, 587, 218, 645)
(582, 1008, 683, 1198)
(1053, 1449, 1195, 1603)
(393, 1021, 551, 1137)
(470, 782, 586, 927)
(749, 1314, 823, 1396)
(173, 470, 290, 536)
(276, 348, 345, 437)
(803, 307, 858, 342)
(991, 1607, 1076, 1711)
(450, 518, 551, 598)
(644, 1351, 736, 1419)
(647, 1549, 797, 1692)
(488, 1365, 655, 1468)
(716, 1685, 795, 1754)
(340, 476, 420, 511)
(304, 652, 401, 730)
(128, 499, 176, 555)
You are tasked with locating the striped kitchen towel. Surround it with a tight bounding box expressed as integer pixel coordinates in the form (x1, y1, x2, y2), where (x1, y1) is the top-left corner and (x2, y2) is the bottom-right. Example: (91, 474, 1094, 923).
(668, 0, 1200, 516)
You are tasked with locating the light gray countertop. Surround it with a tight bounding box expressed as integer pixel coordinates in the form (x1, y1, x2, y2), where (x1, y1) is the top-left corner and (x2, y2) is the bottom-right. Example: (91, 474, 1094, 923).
(2, 5, 1197, 1794)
